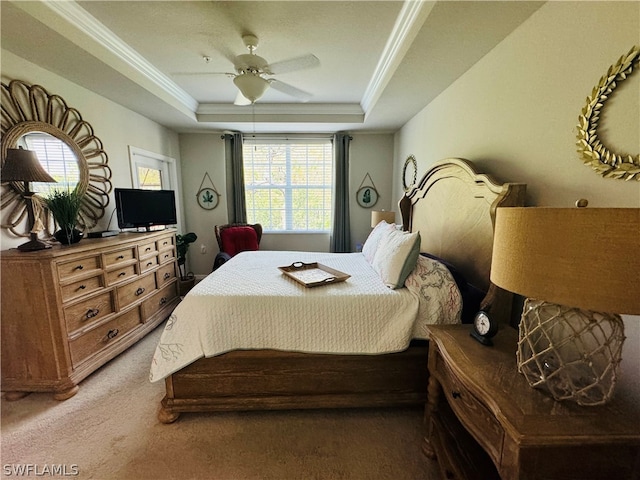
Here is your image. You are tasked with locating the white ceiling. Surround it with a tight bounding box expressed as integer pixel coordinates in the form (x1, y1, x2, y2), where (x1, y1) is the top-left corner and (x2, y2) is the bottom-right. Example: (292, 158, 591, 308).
(1, 0, 544, 134)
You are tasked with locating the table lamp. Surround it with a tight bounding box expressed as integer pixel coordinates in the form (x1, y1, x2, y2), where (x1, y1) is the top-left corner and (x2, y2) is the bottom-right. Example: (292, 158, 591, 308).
(490, 204, 640, 406)
(1, 147, 57, 251)
(371, 210, 395, 228)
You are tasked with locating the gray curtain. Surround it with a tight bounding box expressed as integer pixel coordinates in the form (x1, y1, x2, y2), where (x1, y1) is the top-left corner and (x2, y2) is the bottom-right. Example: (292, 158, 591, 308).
(330, 133, 351, 253)
(223, 133, 246, 223)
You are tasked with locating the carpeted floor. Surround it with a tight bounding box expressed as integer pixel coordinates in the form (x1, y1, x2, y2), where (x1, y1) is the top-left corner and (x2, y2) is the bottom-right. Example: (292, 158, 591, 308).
(1, 324, 438, 480)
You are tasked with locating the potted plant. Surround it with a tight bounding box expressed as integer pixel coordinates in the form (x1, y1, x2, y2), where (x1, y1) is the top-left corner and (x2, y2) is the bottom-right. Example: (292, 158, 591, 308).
(176, 232, 197, 296)
(44, 189, 84, 245)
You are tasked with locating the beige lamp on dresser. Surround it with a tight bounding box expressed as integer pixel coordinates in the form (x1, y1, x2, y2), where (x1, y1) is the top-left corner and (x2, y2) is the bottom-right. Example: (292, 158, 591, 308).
(490, 203, 640, 406)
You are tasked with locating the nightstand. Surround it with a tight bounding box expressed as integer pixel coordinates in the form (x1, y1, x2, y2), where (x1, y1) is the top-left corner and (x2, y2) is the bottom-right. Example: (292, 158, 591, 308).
(424, 325, 640, 480)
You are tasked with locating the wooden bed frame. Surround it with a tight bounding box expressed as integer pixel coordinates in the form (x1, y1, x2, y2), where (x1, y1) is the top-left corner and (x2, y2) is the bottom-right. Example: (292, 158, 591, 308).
(158, 158, 526, 423)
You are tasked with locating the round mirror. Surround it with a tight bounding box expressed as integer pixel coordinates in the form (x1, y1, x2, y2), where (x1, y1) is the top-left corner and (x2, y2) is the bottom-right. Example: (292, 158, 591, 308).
(1, 80, 112, 237)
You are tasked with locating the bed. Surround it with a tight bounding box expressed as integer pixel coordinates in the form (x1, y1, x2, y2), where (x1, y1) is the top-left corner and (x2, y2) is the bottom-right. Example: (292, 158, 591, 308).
(153, 158, 526, 423)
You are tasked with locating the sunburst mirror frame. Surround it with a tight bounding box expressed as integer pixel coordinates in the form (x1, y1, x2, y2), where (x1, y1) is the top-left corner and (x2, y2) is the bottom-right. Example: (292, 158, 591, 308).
(576, 45, 640, 181)
(1, 79, 113, 237)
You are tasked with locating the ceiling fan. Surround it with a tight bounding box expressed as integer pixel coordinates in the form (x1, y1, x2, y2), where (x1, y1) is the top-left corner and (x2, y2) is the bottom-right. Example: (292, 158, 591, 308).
(177, 34, 320, 105)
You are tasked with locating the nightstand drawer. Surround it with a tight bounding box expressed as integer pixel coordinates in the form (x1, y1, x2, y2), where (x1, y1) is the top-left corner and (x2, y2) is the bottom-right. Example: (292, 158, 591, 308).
(61, 274, 104, 303)
(69, 307, 142, 366)
(435, 352, 504, 464)
(64, 291, 115, 333)
(116, 273, 156, 309)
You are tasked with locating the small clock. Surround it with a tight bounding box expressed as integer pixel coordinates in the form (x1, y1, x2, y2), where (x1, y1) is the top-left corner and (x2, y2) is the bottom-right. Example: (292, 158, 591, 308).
(470, 310, 498, 346)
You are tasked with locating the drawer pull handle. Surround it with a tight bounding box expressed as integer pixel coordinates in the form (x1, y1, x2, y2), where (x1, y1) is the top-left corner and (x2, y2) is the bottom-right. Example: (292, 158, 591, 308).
(145, 247, 151, 251)
(160, 297, 167, 305)
(164, 254, 169, 259)
(106, 329, 119, 340)
(118, 272, 126, 277)
(86, 308, 100, 319)
(78, 285, 86, 290)
(75, 265, 84, 270)
(163, 272, 171, 280)
(147, 261, 153, 267)
(452, 391, 461, 399)
(135, 287, 146, 296)
(116, 255, 124, 260)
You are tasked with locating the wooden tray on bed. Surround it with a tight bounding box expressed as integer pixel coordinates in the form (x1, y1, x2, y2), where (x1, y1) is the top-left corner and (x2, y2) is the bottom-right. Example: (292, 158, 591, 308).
(278, 262, 350, 287)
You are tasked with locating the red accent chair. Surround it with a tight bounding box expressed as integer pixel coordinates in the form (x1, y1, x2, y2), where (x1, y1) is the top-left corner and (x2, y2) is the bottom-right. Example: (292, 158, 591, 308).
(213, 223, 263, 271)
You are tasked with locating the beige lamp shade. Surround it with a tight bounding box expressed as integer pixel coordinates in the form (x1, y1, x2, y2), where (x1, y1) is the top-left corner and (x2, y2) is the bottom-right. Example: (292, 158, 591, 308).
(2, 147, 56, 183)
(490, 207, 640, 315)
(371, 210, 395, 227)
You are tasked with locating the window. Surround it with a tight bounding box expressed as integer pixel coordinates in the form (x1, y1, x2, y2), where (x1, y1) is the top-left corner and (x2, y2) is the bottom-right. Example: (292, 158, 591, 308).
(243, 138, 332, 232)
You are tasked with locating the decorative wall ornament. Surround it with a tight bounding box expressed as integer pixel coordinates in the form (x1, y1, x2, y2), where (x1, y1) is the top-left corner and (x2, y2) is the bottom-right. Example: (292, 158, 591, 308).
(1, 80, 112, 236)
(576, 45, 640, 181)
(402, 155, 417, 191)
(356, 173, 379, 208)
(196, 172, 220, 210)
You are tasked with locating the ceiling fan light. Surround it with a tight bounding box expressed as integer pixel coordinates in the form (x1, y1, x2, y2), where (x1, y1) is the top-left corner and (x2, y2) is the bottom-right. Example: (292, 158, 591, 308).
(233, 74, 269, 104)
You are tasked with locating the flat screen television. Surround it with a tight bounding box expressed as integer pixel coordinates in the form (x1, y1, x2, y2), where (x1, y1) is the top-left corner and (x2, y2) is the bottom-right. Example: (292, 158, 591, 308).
(115, 188, 177, 230)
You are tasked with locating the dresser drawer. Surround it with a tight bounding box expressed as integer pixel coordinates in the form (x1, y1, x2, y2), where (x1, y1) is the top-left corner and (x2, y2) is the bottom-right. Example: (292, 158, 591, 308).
(140, 255, 159, 274)
(142, 282, 178, 319)
(57, 255, 101, 281)
(60, 274, 104, 303)
(138, 240, 158, 258)
(105, 264, 138, 286)
(69, 307, 142, 367)
(435, 352, 504, 463)
(158, 247, 176, 265)
(64, 291, 115, 333)
(157, 235, 174, 250)
(156, 262, 176, 288)
(103, 247, 137, 268)
(117, 273, 156, 309)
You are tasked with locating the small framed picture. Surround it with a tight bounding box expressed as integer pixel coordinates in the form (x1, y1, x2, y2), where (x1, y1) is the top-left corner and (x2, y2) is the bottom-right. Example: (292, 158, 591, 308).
(196, 187, 220, 210)
(356, 186, 378, 208)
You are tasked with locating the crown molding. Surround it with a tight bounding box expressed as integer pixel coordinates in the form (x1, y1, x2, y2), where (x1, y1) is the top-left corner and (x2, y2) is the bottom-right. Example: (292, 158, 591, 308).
(360, 0, 435, 117)
(12, 0, 198, 115)
(196, 103, 364, 124)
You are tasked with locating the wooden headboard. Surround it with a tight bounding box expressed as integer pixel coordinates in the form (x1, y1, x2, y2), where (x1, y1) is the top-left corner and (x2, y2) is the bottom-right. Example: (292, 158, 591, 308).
(399, 158, 526, 323)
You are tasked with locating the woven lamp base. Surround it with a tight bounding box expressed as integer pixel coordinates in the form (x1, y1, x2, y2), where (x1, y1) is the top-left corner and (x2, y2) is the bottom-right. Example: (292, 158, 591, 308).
(516, 299, 625, 406)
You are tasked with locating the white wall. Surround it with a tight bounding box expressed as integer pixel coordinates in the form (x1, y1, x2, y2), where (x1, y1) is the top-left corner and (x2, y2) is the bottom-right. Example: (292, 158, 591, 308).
(1, 50, 183, 250)
(179, 132, 395, 276)
(393, 1, 640, 398)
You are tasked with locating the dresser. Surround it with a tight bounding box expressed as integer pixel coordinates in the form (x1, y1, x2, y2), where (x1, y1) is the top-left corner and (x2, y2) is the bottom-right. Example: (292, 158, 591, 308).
(424, 325, 640, 480)
(1, 230, 180, 400)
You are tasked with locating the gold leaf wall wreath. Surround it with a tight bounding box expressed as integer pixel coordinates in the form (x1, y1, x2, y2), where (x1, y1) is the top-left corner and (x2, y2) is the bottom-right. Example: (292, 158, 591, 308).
(576, 45, 640, 181)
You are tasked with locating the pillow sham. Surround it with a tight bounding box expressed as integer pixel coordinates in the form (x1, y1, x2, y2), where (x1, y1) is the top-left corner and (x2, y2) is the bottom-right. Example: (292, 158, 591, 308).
(362, 220, 395, 264)
(419, 252, 485, 324)
(404, 255, 463, 336)
(371, 229, 420, 289)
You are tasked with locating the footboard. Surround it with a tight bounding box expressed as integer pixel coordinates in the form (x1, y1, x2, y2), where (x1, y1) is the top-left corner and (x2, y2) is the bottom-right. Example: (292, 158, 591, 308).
(158, 344, 429, 423)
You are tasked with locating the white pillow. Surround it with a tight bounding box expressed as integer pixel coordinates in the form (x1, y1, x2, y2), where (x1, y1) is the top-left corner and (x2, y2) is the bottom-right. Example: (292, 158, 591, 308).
(371, 229, 421, 289)
(362, 220, 395, 264)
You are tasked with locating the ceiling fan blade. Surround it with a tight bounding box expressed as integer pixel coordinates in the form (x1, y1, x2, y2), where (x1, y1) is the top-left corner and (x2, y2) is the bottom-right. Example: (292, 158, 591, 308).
(269, 79, 312, 102)
(234, 91, 252, 106)
(266, 54, 320, 75)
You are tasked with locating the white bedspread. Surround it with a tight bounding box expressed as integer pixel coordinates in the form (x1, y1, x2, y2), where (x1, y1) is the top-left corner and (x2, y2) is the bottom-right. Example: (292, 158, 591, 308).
(149, 251, 458, 382)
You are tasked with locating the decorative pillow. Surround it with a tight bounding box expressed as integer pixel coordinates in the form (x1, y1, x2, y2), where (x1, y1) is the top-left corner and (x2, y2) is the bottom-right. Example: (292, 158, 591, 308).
(420, 252, 485, 324)
(371, 229, 420, 289)
(362, 220, 395, 264)
(404, 255, 463, 336)
(220, 226, 259, 257)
